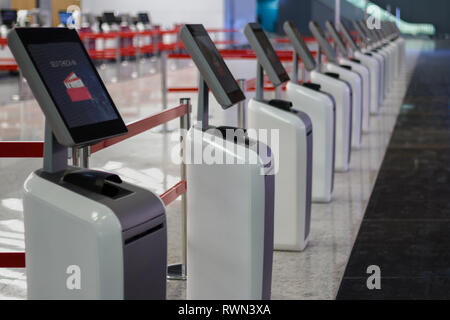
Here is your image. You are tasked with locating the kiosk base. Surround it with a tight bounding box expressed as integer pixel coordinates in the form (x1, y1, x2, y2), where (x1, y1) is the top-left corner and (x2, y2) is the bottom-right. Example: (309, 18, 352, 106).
(309, 70, 352, 172)
(186, 126, 274, 299)
(285, 82, 336, 203)
(322, 63, 363, 149)
(248, 99, 312, 251)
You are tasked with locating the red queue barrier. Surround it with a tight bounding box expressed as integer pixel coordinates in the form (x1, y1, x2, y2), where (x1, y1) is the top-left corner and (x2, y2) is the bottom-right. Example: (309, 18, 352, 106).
(0, 103, 190, 268)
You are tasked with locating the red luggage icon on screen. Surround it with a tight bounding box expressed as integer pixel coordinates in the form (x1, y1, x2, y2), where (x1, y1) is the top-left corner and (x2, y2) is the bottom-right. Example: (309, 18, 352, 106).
(64, 72, 92, 102)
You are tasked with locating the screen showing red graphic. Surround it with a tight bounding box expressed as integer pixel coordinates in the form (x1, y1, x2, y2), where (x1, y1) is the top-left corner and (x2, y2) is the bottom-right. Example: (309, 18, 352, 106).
(64, 72, 93, 102)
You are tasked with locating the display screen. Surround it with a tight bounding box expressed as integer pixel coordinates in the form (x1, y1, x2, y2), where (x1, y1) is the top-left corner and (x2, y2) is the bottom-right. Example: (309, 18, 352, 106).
(103, 12, 116, 24)
(1, 9, 17, 27)
(26, 41, 120, 128)
(138, 13, 150, 24)
(188, 25, 243, 98)
(59, 11, 72, 25)
(251, 26, 289, 83)
(285, 21, 315, 64)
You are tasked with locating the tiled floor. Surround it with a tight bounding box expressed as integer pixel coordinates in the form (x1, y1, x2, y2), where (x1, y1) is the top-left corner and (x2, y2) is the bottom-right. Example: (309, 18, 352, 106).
(337, 39, 450, 300)
(0, 39, 424, 299)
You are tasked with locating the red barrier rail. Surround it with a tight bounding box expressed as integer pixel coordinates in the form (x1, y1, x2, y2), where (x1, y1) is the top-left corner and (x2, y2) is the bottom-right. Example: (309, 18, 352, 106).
(0, 102, 190, 269)
(0, 58, 18, 72)
(91, 103, 187, 153)
(0, 252, 25, 268)
(0, 179, 187, 268)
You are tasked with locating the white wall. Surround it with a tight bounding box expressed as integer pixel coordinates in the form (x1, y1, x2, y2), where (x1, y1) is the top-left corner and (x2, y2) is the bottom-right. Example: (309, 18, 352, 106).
(81, 0, 226, 29)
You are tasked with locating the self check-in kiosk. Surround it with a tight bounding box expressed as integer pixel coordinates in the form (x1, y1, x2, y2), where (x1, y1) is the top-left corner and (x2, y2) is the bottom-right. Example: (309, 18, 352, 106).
(244, 22, 312, 251)
(309, 21, 363, 150)
(284, 22, 352, 173)
(180, 24, 275, 299)
(283, 21, 335, 203)
(355, 20, 391, 98)
(339, 22, 383, 114)
(325, 21, 371, 133)
(363, 21, 397, 92)
(8, 28, 167, 300)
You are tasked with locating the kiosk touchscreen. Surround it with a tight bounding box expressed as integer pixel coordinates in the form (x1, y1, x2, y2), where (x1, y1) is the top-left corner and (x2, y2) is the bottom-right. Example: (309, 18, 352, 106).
(325, 21, 371, 133)
(137, 12, 150, 25)
(8, 28, 127, 147)
(244, 22, 313, 250)
(8, 28, 167, 300)
(283, 21, 352, 173)
(1, 9, 17, 28)
(310, 21, 363, 149)
(180, 24, 275, 300)
(102, 11, 117, 25)
(282, 21, 336, 203)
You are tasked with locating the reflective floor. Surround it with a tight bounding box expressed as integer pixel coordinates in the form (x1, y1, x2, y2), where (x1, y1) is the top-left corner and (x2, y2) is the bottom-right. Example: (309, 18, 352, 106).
(0, 39, 426, 299)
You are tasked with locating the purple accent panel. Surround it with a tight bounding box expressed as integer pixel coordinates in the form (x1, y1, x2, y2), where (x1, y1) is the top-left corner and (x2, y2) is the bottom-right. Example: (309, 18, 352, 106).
(258, 142, 274, 300)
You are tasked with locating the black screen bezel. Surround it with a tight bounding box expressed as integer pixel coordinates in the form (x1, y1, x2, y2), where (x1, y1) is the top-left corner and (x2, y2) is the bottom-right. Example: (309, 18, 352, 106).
(286, 21, 315, 64)
(1, 9, 17, 27)
(248, 23, 290, 84)
(102, 12, 116, 24)
(137, 13, 150, 24)
(15, 28, 127, 145)
(185, 24, 245, 107)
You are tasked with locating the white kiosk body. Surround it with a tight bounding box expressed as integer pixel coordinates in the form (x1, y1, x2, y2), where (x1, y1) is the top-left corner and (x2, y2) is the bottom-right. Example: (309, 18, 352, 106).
(283, 21, 336, 202)
(244, 23, 313, 251)
(180, 24, 275, 299)
(325, 21, 371, 133)
(310, 21, 363, 149)
(340, 22, 383, 114)
(8, 28, 167, 300)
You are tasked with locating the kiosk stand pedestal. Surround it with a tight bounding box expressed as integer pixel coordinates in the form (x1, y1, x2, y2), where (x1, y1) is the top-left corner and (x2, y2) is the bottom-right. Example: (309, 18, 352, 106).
(245, 23, 313, 251)
(180, 24, 275, 300)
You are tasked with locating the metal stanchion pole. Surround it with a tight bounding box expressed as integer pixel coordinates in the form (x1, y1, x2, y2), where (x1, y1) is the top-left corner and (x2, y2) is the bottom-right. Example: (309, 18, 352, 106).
(136, 34, 141, 77)
(237, 79, 247, 129)
(116, 35, 121, 81)
(167, 97, 191, 281)
(80, 146, 90, 168)
(160, 50, 168, 131)
(18, 68, 24, 100)
(71, 147, 80, 167)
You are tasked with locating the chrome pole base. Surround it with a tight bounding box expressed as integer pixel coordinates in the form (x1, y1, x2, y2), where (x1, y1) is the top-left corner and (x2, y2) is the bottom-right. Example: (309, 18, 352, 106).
(167, 263, 186, 281)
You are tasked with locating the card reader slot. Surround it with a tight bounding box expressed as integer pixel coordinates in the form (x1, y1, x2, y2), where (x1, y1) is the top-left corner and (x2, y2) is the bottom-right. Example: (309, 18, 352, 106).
(325, 72, 340, 79)
(268, 99, 293, 111)
(340, 65, 352, 70)
(302, 82, 321, 91)
(124, 223, 164, 245)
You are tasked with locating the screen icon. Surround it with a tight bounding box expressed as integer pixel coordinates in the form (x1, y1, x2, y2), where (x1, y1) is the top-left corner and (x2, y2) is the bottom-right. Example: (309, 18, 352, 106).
(64, 72, 92, 102)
